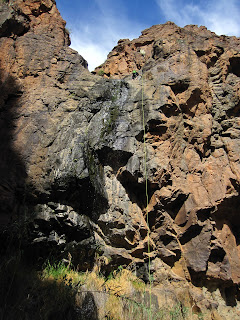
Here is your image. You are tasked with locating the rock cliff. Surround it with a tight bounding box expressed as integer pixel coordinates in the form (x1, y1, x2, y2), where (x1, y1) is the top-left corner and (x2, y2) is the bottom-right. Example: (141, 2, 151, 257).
(0, 0, 240, 319)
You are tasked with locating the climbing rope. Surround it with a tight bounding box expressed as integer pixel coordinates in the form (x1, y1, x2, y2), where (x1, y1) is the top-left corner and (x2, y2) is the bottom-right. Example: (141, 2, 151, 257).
(141, 72, 152, 319)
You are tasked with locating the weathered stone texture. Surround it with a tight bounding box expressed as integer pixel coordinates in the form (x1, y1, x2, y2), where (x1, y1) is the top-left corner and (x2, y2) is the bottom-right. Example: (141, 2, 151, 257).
(1, 1, 240, 318)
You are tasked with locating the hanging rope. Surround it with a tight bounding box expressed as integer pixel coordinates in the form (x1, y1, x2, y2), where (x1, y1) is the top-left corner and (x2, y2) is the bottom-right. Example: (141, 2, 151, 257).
(141, 72, 152, 319)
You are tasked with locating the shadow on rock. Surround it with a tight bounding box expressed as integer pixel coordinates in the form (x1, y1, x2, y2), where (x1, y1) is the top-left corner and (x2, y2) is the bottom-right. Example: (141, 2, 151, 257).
(0, 67, 27, 227)
(0, 256, 100, 320)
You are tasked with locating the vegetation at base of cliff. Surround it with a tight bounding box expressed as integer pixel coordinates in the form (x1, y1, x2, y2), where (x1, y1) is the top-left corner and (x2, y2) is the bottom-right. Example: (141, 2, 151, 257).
(0, 221, 201, 320)
(0, 251, 199, 320)
(40, 261, 193, 320)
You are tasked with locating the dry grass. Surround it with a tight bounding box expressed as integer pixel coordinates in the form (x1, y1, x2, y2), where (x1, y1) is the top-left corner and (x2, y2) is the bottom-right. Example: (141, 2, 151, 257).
(40, 261, 147, 319)
(106, 269, 140, 296)
(41, 261, 145, 297)
(84, 269, 105, 290)
(40, 261, 200, 320)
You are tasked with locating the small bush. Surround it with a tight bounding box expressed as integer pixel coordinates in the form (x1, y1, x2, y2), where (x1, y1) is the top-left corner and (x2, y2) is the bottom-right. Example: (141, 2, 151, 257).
(98, 69, 105, 76)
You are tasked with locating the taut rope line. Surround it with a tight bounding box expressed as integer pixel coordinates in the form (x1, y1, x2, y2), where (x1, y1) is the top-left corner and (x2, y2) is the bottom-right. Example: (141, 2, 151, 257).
(141, 73, 152, 319)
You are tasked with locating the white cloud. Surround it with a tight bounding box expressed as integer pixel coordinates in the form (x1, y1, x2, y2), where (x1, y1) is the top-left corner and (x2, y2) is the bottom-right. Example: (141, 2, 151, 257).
(205, 0, 240, 36)
(156, 0, 240, 37)
(70, 39, 107, 71)
(68, 0, 144, 71)
(67, 0, 239, 71)
(70, 32, 114, 72)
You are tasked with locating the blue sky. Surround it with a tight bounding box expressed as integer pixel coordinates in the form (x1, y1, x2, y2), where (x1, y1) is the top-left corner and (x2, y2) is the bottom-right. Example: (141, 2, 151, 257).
(56, 0, 240, 71)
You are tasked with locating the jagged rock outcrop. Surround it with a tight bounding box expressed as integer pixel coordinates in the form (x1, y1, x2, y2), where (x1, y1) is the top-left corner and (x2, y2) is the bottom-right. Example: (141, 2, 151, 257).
(1, 1, 240, 318)
(94, 22, 240, 287)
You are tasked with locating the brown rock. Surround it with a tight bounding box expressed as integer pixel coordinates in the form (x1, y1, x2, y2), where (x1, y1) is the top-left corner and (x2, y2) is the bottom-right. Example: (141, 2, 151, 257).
(1, 1, 240, 317)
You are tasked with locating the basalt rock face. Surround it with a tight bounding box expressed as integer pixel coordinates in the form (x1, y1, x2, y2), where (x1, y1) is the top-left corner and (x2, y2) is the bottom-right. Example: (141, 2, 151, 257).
(1, 1, 240, 318)
(94, 22, 240, 288)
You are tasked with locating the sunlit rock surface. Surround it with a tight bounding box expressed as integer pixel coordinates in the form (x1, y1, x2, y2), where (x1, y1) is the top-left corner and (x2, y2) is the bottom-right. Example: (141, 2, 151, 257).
(1, 1, 240, 318)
